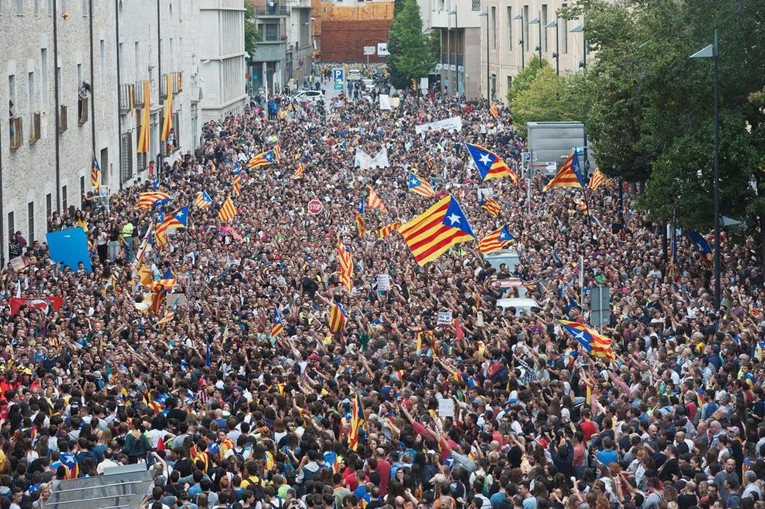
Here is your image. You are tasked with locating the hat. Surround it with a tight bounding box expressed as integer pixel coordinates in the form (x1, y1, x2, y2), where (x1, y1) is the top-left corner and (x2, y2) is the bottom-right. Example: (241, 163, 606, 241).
(308, 353, 319, 360)
(508, 390, 518, 404)
(93, 371, 103, 381)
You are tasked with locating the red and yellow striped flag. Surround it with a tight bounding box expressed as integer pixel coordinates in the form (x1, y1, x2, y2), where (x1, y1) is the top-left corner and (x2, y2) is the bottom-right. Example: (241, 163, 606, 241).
(366, 186, 387, 212)
(232, 174, 241, 197)
(337, 236, 354, 292)
(160, 74, 174, 141)
(218, 197, 237, 222)
(490, 103, 499, 119)
(589, 168, 609, 190)
(328, 303, 347, 333)
(379, 221, 402, 240)
(292, 162, 306, 180)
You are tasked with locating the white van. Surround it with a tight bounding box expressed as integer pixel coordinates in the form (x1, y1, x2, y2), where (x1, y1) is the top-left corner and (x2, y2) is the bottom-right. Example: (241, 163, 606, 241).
(496, 297, 541, 315)
(483, 250, 522, 273)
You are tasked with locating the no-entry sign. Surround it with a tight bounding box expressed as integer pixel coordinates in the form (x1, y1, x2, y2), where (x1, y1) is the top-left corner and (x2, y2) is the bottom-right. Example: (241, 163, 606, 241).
(307, 199, 324, 215)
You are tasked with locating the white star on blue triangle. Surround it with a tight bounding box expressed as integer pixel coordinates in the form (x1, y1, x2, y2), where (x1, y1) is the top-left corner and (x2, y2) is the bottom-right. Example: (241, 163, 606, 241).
(408, 174, 421, 188)
(441, 197, 474, 237)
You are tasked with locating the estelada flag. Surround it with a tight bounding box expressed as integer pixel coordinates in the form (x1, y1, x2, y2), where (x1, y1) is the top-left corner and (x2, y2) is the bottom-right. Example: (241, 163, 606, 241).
(398, 195, 475, 266)
(544, 152, 585, 190)
(466, 144, 518, 182)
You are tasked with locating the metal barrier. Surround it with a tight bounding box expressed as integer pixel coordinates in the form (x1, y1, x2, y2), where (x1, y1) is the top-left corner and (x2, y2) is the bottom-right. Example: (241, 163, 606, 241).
(45, 464, 153, 509)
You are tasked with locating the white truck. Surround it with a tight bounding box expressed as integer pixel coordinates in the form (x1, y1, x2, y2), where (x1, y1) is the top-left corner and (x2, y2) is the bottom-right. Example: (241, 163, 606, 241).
(526, 121, 595, 176)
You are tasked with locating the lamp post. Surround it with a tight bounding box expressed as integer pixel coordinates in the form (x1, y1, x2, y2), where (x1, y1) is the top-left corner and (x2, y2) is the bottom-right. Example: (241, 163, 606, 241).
(479, 11, 489, 100)
(570, 23, 586, 68)
(512, 14, 524, 70)
(690, 30, 721, 309)
(529, 13, 542, 62)
(546, 20, 559, 75)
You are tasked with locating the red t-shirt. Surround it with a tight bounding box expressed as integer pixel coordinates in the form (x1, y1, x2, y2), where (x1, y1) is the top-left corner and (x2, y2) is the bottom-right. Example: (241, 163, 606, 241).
(580, 420, 598, 442)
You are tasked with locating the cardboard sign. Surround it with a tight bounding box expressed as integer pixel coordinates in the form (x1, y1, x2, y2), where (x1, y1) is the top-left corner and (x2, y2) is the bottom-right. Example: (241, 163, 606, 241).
(438, 397, 454, 417)
(437, 310, 453, 325)
(377, 274, 390, 291)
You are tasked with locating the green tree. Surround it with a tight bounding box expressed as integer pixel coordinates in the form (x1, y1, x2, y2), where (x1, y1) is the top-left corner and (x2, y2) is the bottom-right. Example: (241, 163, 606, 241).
(387, 0, 437, 90)
(577, 0, 765, 235)
(508, 67, 588, 136)
(506, 55, 549, 105)
(244, 2, 261, 59)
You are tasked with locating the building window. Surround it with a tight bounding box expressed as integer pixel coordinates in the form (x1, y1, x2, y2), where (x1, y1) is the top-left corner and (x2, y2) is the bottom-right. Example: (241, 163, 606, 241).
(507, 7, 512, 51)
(7, 212, 14, 245)
(17, 0, 23, 15)
(120, 131, 133, 183)
(40, 48, 48, 106)
(82, 0, 87, 17)
(491, 7, 497, 50)
(46, 193, 52, 220)
(471, 0, 480, 11)
(99, 39, 105, 89)
(561, 8, 568, 54)
(80, 176, 85, 201)
(541, 5, 548, 53)
(35, 0, 40, 15)
(523, 5, 529, 52)
(27, 202, 34, 243)
(62, 185, 68, 211)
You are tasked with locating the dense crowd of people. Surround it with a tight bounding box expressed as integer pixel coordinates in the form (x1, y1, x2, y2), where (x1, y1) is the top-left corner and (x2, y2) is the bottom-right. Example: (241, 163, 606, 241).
(0, 75, 763, 509)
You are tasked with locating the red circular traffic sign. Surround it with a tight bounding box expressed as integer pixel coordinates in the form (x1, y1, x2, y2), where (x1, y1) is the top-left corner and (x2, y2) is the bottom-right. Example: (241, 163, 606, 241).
(307, 199, 324, 215)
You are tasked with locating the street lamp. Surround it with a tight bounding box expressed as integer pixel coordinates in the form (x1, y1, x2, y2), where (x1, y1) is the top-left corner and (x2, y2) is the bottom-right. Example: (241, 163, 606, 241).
(546, 20, 559, 75)
(529, 13, 542, 63)
(690, 30, 721, 309)
(447, 8, 457, 94)
(570, 23, 586, 68)
(512, 14, 524, 70)
(479, 11, 489, 100)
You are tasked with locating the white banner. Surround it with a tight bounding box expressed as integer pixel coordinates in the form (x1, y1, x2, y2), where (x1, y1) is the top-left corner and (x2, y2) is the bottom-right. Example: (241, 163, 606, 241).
(379, 94, 392, 110)
(415, 116, 463, 135)
(354, 148, 390, 170)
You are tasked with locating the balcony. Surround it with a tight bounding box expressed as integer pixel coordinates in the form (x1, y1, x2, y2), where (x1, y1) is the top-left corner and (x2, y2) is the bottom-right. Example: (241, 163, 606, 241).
(174, 72, 183, 93)
(30, 112, 41, 144)
(9, 116, 23, 150)
(255, 4, 288, 16)
(78, 96, 89, 124)
(133, 82, 146, 107)
(119, 84, 134, 113)
(59, 105, 68, 133)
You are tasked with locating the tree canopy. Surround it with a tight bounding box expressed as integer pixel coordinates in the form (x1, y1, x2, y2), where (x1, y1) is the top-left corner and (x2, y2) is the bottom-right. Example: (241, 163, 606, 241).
(559, 0, 765, 231)
(387, 0, 437, 89)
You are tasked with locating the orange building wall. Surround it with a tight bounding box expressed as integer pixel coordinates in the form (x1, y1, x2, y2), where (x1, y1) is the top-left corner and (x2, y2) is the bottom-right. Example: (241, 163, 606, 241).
(312, 0, 394, 63)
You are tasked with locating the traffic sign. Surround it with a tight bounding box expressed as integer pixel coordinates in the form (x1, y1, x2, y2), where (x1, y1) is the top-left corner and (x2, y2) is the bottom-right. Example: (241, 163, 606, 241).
(307, 199, 324, 215)
(333, 68, 344, 81)
(522, 152, 531, 162)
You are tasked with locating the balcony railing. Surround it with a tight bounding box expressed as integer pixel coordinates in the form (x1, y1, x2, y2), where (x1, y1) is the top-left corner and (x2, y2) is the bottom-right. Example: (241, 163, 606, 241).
(9, 116, 23, 150)
(119, 83, 134, 113)
(133, 82, 146, 107)
(174, 72, 183, 93)
(255, 5, 289, 16)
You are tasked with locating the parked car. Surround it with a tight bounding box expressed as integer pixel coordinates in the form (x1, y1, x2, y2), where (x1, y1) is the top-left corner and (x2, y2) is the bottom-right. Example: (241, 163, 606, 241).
(496, 297, 541, 315)
(292, 90, 325, 104)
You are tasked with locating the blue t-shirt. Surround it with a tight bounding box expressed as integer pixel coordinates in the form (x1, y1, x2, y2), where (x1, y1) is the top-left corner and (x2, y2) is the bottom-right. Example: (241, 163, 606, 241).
(596, 449, 619, 466)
